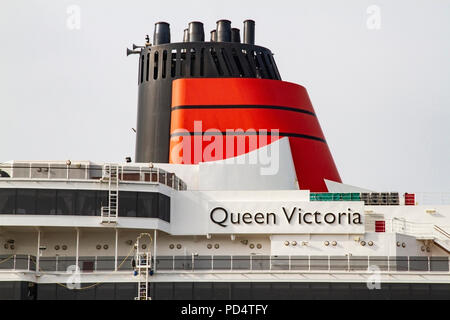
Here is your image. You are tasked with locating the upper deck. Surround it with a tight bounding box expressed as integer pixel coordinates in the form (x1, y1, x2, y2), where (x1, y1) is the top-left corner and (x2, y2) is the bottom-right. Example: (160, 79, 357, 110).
(0, 161, 187, 191)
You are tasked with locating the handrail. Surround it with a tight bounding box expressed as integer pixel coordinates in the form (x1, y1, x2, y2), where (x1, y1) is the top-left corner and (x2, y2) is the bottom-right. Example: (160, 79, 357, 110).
(434, 225, 450, 240)
(0, 163, 187, 191)
(1, 254, 449, 274)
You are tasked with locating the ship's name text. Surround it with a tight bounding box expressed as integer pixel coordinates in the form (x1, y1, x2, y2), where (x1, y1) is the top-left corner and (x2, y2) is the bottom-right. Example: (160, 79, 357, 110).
(210, 207, 362, 228)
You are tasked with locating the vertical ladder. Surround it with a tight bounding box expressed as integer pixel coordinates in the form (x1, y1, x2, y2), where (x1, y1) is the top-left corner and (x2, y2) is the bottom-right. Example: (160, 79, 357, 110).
(134, 233, 153, 300)
(101, 164, 120, 224)
(136, 253, 151, 300)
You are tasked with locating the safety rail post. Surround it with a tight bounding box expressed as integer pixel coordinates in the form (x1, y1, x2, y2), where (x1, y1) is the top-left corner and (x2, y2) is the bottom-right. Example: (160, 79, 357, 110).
(387, 256, 390, 272)
(269, 256, 272, 271)
(192, 254, 194, 271)
(13, 255, 16, 271)
(347, 255, 350, 272)
(47, 163, 50, 179)
(230, 256, 233, 271)
(428, 256, 431, 273)
(56, 256, 59, 272)
(367, 256, 370, 271)
(328, 256, 331, 272)
(308, 255, 311, 272)
(27, 255, 30, 271)
(408, 256, 410, 272)
(29, 163, 32, 179)
(172, 256, 175, 271)
(157, 168, 160, 183)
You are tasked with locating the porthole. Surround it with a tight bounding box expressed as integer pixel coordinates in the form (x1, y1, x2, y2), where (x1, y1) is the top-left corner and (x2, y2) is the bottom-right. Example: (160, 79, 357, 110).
(55, 245, 60, 251)
(426, 247, 431, 253)
(207, 244, 213, 249)
(214, 244, 220, 249)
(291, 241, 297, 247)
(177, 244, 182, 250)
(249, 244, 255, 249)
(396, 242, 401, 247)
(332, 241, 337, 247)
(257, 244, 262, 249)
(104, 244, 109, 250)
(96, 245, 102, 250)
(360, 241, 366, 247)
(368, 241, 374, 247)
(421, 246, 426, 252)
(3, 244, 8, 249)
(284, 241, 290, 246)
(169, 244, 175, 250)
(62, 245, 68, 251)
(142, 244, 147, 250)
(402, 243, 406, 248)
(324, 241, 330, 247)
(10, 245, 15, 250)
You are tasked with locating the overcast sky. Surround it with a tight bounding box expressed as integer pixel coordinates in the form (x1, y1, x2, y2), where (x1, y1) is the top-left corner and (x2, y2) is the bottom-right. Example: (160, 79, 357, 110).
(0, 0, 449, 192)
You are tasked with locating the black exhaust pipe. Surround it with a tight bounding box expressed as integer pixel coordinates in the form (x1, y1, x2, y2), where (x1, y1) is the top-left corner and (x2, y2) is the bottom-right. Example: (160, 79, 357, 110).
(188, 21, 205, 42)
(153, 22, 170, 45)
(210, 30, 217, 42)
(216, 19, 231, 42)
(243, 19, 255, 45)
(231, 28, 241, 43)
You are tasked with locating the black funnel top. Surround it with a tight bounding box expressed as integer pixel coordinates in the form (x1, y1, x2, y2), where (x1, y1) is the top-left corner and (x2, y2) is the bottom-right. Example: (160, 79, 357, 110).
(216, 19, 231, 42)
(154, 22, 171, 45)
(210, 30, 217, 42)
(188, 21, 205, 42)
(243, 20, 255, 45)
(231, 28, 241, 43)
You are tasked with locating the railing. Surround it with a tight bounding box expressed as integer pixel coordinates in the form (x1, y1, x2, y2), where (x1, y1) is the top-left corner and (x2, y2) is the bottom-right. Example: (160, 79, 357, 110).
(389, 219, 450, 240)
(0, 162, 187, 191)
(414, 192, 450, 205)
(2, 255, 448, 274)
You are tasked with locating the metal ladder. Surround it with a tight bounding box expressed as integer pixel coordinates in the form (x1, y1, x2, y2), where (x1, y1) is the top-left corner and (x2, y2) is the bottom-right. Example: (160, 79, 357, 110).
(101, 164, 120, 224)
(134, 233, 153, 300)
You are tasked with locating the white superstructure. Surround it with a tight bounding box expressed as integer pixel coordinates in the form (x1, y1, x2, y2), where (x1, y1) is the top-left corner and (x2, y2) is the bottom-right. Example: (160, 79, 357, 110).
(0, 138, 449, 300)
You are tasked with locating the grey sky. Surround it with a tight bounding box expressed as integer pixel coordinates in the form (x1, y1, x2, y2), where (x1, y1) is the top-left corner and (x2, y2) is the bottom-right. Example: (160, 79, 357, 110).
(0, 0, 449, 192)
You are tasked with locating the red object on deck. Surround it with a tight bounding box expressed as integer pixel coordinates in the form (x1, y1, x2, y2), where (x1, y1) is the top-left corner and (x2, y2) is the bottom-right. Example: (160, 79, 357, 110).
(405, 193, 416, 206)
(375, 221, 386, 233)
(169, 78, 341, 192)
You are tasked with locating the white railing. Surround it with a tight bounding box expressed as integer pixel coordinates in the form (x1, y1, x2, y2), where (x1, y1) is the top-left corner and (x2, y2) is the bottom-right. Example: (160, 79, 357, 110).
(414, 192, 450, 205)
(389, 219, 450, 241)
(0, 162, 187, 191)
(1, 255, 449, 274)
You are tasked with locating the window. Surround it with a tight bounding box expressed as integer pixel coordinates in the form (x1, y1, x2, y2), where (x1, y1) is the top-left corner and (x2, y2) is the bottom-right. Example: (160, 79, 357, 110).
(36, 189, 57, 215)
(118, 192, 137, 217)
(137, 192, 158, 218)
(159, 194, 170, 222)
(15, 189, 36, 214)
(0, 189, 15, 214)
(0, 188, 170, 220)
(75, 190, 96, 216)
(56, 190, 75, 215)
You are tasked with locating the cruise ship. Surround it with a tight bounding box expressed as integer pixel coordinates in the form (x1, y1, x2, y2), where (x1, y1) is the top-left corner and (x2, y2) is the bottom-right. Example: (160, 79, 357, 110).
(1, 19, 449, 300)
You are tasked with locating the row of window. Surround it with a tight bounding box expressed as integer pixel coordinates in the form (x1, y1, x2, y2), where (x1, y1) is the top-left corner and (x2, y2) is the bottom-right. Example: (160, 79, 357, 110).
(0, 189, 170, 222)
